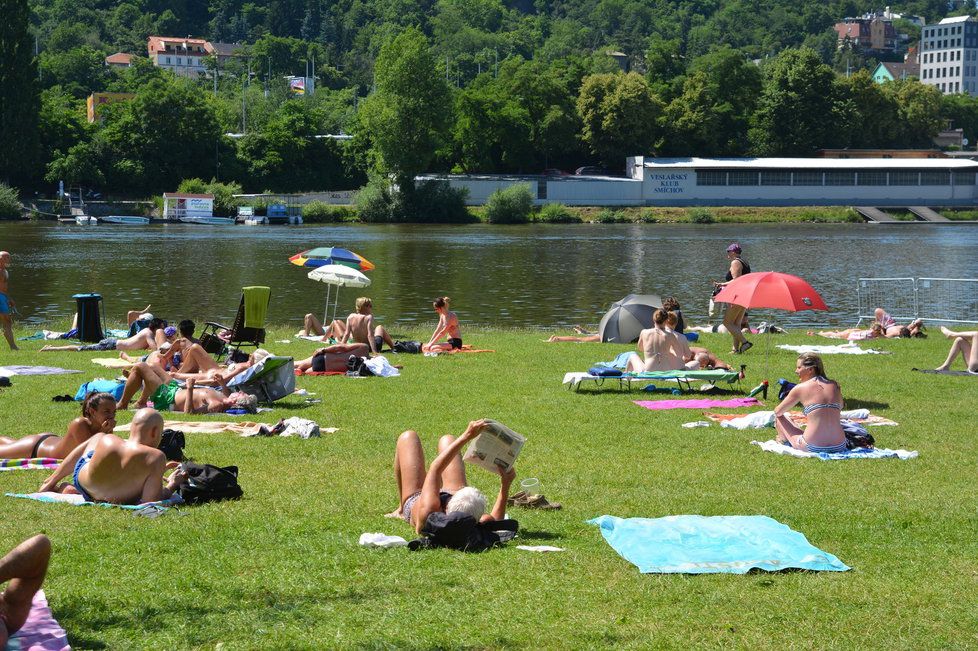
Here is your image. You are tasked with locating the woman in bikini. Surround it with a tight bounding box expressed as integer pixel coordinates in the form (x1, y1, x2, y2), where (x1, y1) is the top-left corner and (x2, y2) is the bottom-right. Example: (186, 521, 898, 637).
(0, 392, 117, 459)
(774, 353, 848, 454)
(423, 297, 463, 353)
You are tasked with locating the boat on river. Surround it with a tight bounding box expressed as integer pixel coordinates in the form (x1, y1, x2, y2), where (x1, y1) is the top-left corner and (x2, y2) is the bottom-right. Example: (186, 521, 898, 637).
(74, 215, 97, 225)
(178, 216, 236, 225)
(101, 215, 150, 225)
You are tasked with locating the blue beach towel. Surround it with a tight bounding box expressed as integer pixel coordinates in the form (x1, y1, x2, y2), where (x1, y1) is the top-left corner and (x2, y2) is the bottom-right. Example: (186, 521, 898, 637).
(593, 352, 635, 370)
(588, 514, 850, 574)
(6, 491, 182, 514)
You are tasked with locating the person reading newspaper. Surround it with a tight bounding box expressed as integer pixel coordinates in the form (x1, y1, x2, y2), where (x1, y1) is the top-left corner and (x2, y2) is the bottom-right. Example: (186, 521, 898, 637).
(390, 419, 517, 533)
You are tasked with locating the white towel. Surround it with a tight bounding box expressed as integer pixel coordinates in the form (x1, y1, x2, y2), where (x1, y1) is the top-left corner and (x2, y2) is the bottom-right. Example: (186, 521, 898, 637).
(364, 355, 400, 377)
(751, 439, 918, 460)
(359, 533, 408, 548)
(776, 343, 886, 355)
(516, 545, 565, 552)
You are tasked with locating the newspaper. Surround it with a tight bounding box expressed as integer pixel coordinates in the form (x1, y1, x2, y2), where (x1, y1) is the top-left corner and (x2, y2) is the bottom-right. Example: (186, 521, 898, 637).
(463, 420, 525, 472)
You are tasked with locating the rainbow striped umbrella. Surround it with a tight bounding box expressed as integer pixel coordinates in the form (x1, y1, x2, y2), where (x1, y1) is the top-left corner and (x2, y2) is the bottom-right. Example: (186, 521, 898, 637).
(289, 247, 375, 271)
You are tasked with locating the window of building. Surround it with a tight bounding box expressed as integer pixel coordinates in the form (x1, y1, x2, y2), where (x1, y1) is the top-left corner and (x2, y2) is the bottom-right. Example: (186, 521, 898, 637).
(793, 171, 823, 186)
(825, 171, 855, 186)
(760, 171, 791, 186)
(696, 170, 726, 186)
(956, 81, 961, 92)
(921, 171, 950, 185)
(537, 180, 547, 199)
(890, 171, 919, 185)
(176, 57, 182, 65)
(954, 171, 976, 185)
(165, 56, 171, 64)
(728, 171, 759, 186)
(857, 171, 887, 186)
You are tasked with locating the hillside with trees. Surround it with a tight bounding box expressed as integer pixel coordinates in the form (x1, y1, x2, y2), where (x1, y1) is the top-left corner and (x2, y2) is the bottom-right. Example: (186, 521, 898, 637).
(2, 0, 978, 213)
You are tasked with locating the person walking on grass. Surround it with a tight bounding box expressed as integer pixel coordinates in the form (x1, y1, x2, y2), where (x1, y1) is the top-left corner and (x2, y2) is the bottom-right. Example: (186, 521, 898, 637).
(0, 251, 18, 350)
(712, 243, 752, 354)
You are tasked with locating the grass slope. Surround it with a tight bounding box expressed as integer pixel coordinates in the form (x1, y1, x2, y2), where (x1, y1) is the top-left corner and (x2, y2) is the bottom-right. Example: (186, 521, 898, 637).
(1, 325, 977, 649)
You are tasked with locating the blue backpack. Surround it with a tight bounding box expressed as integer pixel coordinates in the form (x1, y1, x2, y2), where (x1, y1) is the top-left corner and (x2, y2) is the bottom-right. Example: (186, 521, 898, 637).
(74, 379, 125, 402)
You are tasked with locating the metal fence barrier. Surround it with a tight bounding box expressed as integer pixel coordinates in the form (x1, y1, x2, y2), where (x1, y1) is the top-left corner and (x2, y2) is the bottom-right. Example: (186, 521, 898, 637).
(857, 277, 978, 325)
(856, 277, 917, 326)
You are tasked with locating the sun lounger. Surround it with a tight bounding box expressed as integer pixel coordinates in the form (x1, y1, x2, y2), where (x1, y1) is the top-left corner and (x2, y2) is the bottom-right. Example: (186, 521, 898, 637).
(563, 369, 741, 393)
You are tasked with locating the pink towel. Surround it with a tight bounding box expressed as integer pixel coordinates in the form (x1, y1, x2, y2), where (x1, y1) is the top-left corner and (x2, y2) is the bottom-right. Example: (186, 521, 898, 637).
(633, 398, 761, 411)
(7, 590, 70, 651)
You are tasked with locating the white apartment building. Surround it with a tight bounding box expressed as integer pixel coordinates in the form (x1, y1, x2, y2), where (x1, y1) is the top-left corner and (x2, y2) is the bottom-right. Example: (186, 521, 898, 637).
(919, 15, 978, 96)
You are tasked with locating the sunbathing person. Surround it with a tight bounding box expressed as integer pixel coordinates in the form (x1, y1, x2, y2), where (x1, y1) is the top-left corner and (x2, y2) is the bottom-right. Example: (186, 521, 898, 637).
(390, 420, 515, 533)
(40, 318, 165, 352)
(295, 343, 370, 372)
(117, 363, 257, 413)
(169, 347, 270, 385)
(423, 297, 463, 353)
(0, 392, 117, 460)
(774, 353, 848, 453)
(625, 309, 691, 372)
(0, 534, 51, 648)
(342, 297, 394, 353)
(688, 347, 732, 371)
(39, 408, 188, 504)
(546, 325, 601, 342)
(816, 324, 885, 341)
(936, 327, 978, 372)
(874, 308, 924, 338)
(298, 313, 347, 340)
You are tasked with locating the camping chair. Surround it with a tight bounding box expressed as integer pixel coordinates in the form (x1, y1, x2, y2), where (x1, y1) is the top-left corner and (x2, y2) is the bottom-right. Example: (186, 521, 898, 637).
(200, 286, 271, 360)
(226, 356, 295, 403)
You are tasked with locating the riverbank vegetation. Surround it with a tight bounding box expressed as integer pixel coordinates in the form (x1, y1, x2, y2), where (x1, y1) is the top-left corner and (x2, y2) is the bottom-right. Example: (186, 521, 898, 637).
(4, 0, 978, 220)
(1, 323, 975, 648)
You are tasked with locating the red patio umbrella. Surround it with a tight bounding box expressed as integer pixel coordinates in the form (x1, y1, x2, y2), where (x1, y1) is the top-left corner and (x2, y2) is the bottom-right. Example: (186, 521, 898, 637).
(714, 272, 828, 391)
(713, 271, 828, 312)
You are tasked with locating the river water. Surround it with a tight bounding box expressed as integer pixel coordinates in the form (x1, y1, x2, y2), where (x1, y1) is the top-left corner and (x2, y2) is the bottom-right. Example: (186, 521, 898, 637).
(2, 221, 976, 329)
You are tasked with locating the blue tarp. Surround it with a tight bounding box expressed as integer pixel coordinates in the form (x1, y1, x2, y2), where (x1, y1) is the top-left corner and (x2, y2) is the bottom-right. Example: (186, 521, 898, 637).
(588, 514, 850, 574)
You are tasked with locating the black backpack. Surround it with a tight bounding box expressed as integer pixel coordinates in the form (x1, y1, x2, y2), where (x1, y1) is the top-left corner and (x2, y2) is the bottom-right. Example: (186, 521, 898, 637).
(346, 355, 375, 376)
(408, 512, 519, 552)
(392, 340, 422, 354)
(158, 429, 185, 462)
(178, 463, 243, 505)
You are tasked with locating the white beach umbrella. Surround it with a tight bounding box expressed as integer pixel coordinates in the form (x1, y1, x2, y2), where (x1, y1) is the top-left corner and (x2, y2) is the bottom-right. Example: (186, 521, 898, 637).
(307, 264, 372, 323)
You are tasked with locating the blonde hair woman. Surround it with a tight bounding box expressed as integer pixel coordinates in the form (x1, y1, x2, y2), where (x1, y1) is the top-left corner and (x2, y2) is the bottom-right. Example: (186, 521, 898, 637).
(774, 353, 847, 453)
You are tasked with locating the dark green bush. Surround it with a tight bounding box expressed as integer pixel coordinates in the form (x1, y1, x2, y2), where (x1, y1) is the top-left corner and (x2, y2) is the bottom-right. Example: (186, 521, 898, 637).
(687, 207, 715, 224)
(535, 203, 581, 223)
(638, 209, 659, 223)
(302, 201, 354, 223)
(355, 178, 471, 223)
(485, 183, 533, 224)
(0, 184, 22, 219)
(595, 208, 627, 223)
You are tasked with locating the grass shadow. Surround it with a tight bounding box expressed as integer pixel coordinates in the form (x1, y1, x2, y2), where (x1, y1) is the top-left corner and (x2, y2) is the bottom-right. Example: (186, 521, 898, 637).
(844, 398, 891, 410)
(515, 529, 562, 542)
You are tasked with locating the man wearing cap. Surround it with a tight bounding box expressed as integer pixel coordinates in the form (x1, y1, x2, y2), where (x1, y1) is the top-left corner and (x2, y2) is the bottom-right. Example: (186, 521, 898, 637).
(713, 243, 753, 354)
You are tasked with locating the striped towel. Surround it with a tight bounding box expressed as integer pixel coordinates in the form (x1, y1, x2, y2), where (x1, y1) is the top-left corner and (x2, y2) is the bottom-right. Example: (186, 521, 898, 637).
(0, 458, 60, 471)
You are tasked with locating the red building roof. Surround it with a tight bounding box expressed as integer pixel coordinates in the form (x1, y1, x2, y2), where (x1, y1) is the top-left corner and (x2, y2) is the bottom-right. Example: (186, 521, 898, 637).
(105, 52, 133, 65)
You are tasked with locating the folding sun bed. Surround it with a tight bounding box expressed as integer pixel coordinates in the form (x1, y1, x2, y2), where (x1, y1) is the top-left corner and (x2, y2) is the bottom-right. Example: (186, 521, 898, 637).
(563, 368, 742, 393)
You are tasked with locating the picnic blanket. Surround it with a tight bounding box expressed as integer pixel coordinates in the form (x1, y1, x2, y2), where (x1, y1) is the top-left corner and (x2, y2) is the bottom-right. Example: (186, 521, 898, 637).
(6, 491, 184, 512)
(751, 439, 918, 460)
(426, 345, 495, 355)
(91, 357, 134, 368)
(6, 590, 71, 651)
(706, 410, 899, 429)
(912, 367, 978, 376)
(633, 397, 761, 411)
(0, 366, 81, 377)
(776, 343, 886, 355)
(0, 458, 60, 472)
(588, 514, 850, 574)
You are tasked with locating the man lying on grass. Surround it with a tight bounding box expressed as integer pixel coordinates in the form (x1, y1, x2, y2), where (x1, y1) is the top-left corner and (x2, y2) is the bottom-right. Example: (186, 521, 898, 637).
(389, 419, 516, 533)
(117, 362, 257, 413)
(0, 534, 51, 647)
(39, 408, 188, 504)
(40, 318, 167, 352)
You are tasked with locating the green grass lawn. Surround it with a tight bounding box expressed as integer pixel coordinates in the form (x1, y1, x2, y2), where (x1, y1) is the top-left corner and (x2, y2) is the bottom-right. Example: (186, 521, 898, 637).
(2, 325, 977, 649)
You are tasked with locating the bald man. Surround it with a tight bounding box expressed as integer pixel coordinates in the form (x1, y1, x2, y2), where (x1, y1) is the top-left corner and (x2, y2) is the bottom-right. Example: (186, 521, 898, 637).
(0, 535, 51, 648)
(0, 251, 17, 350)
(39, 408, 188, 504)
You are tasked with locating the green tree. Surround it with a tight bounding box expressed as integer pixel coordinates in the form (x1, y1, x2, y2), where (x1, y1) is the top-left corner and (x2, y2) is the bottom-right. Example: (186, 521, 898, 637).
(941, 92, 978, 144)
(881, 79, 944, 147)
(39, 46, 107, 97)
(37, 87, 90, 173)
(577, 72, 663, 167)
(832, 70, 901, 148)
(749, 48, 838, 155)
(356, 27, 453, 191)
(0, 0, 40, 186)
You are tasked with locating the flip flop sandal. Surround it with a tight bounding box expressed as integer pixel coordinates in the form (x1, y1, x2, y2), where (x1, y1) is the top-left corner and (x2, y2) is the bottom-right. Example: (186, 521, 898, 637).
(515, 494, 563, 510)
(738, 341, 753, 353)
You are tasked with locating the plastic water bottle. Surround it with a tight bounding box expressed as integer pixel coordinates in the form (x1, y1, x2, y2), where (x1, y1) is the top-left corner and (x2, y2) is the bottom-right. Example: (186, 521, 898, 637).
(747, 380, 769, 399)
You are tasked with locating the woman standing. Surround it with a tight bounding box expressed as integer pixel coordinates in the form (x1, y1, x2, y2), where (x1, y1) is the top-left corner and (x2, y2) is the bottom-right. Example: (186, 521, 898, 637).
(713, 243, 752, 354)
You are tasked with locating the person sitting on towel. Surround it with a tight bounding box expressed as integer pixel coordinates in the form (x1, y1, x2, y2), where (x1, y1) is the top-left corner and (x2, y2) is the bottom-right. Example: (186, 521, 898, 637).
(295, 343, 370, 373)
(297, 313, 347, 341)
(422, 296, 463, 353)
(342, 297, 394, 353)
(936, 327, 978, 373)
(0, 534, 51, 648)
(0, 391, 117, 460)
(388, 419, 515, 533)
(625, 309, 694, 372)
(39, 408, 189, 504)
(774, 353, 848, 454)
(117, 363, 257, 413)
(40, 318, 166, 353)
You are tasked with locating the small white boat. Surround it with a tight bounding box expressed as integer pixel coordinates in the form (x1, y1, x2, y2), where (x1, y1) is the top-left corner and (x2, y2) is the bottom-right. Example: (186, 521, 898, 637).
(101, 215, 150, 225)
(243, 216, 268, 226)
(178, 216, 236, 225)
(75, 216, 97, 225)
